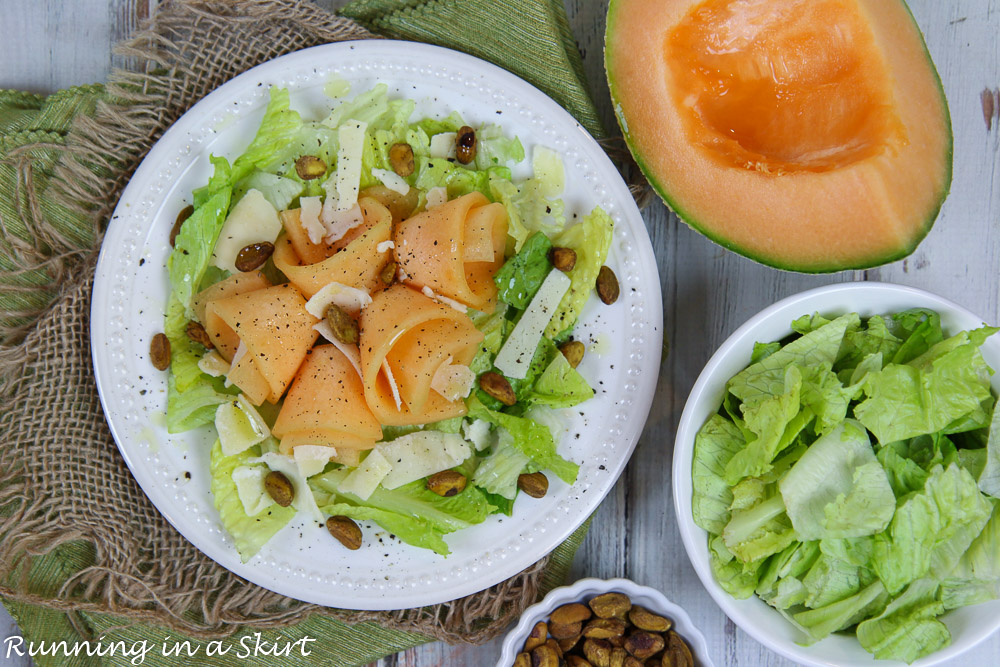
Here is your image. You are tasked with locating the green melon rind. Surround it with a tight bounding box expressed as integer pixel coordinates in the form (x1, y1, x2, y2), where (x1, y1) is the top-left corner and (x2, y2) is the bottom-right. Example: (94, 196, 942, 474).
(604, 0, 953, 274)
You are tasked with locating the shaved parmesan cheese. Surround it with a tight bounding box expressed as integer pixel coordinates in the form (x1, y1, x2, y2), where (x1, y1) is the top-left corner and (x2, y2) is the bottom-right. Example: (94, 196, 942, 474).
(322, 202, 364, 242)
(337, 449, 392, 500)
(421, 285, 467, 313)
(299, 196, 325, 245)
(293, 444, 337, 478)
(232, 465, 272, 517)
(320, 177, 339, 224)
(494, 269, 571, 379)
(231, 341, 248, 365)
(376, 432, 472, 490)
(216, 394, 271, 457)
(305, 281, 372, 318)
(431, 357, 475, 401)
(223, 341, 248, 389)
(462, 419, 494, 451)
(532, 145, 565, 197)
(335, 120, 367, 211)
(210, 189, 281, 274)
(376, 240, 395, 253)
(426, 186, 448, 209)
(382, 359, 403, 411)
(371, 167, 411, 195)
(429, 132, 457, 159)
(247, 452, 323, 521)
(313, 321, 363, 378)
(198, 349, 231, 377)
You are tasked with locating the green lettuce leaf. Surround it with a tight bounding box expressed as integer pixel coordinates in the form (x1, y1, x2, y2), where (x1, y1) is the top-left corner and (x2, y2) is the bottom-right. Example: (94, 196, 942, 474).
(877, 442, 931, 498)
(231, 88, 303, 183)
(471, 429, 531, 499)
(722, 490, 796, 563)
(494, 231, 552, 310)
(793, 580, 888, 642)
(310, 468, 497, 555)
(168, 157, 232, 317)
(167, 374, 236, 434)
(801, 551, 871, 609)
(798, 363, 853, 436)
(210, 440, 295, 562)
(544, 207, 613, 340)
(164, 292, 203, 392)
(728, 313, 859, 404)
(467, 396, 578, 484)
(232, 171, 304, 211)
(317, 503, 449, 555)
(889, 308, 944, 364)
(941, 501, 1000, 609)
(750, 341, 782, 364)
(414, 157, 508, 200)
(525, 352, 594, 408)
(469, 304, 507, 375)
(872, 463, 993, 594)
(979, 391, 1000, 498)
(855, 335, 994, 444)
(474, 124, 525, 170)
(708, 534, 763, 599)
(755, 540, 821, 606)
(837, 315, 901, 371)
(856, 579, 950, 663)
(724, 365, 803, 485)
(692, 414, 746, 535)
(778, 420, 894, 540)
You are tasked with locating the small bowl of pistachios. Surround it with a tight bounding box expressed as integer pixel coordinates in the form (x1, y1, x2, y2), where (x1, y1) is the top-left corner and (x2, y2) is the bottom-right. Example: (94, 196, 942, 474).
(497, 578, 715, 667)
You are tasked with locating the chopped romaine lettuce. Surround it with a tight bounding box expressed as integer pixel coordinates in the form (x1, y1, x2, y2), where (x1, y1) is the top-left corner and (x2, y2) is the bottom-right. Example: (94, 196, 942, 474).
(471, 429, 531, 499)
(166, 373, 235, 434)
(525, 352, 593, 408)
(694, 309, 1000, 663)
(468, 396, 578, 484)
(544, 207, 613, 339)
(231, 88, 303, 183)
(168, 157, 232, 318)
(692, 415, 746, 535)
(778, 420, 894, 540)
(210, 440, 295, 562)
(494, 231, 553, 310)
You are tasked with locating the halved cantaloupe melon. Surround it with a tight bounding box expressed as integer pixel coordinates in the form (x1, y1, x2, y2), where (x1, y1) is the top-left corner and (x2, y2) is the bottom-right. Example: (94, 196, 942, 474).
(605, 0, 952, 272)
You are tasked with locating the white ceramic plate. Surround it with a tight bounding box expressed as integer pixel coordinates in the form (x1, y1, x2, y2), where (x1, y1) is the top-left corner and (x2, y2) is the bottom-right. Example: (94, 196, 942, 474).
(673, 282, 1000, 666)
(497, 578, 716, 666)
(91, 40, 662, 610)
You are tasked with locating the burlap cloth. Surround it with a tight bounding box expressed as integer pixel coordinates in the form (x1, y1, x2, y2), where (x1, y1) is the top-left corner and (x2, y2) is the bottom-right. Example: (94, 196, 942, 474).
(0, 0, 611, 664)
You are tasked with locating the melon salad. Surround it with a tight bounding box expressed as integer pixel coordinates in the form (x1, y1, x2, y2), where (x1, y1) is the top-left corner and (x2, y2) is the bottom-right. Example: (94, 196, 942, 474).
(162, 82, 616, 560)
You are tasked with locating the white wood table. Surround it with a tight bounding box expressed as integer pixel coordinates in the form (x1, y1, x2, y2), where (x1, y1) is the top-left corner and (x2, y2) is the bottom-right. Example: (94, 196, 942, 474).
(1, 1, 998, 665)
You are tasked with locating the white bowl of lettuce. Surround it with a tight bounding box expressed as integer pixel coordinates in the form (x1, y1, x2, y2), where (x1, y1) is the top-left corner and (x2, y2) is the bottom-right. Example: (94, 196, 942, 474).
(673, 282, 1000, 666)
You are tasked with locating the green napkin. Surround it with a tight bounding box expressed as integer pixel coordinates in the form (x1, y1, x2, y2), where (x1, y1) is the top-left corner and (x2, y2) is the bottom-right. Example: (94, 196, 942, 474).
(339, 0, 605, 139)
(0, 1, 603, 665)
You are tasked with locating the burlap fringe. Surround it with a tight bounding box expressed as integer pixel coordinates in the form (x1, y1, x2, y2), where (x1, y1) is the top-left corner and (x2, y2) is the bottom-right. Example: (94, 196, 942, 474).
(0, 0, 547, 645)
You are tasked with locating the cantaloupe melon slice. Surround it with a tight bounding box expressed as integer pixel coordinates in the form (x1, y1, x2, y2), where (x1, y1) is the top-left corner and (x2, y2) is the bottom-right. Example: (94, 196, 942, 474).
(195, 271, 272, 361)
(394, 191, 507, 312)
(605, 0, 952, 272)
(193, 271, 271, 325)
(210, 283, 318, 403)
(272, 344, 382, 444)
(272, 198, 393, 298)
(359, 284, 484, 426)
(226, 351, 271, 406)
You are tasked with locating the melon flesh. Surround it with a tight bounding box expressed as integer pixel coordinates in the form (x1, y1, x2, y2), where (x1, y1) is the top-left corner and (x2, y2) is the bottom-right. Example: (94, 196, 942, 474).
(605, 0, 952, 272)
